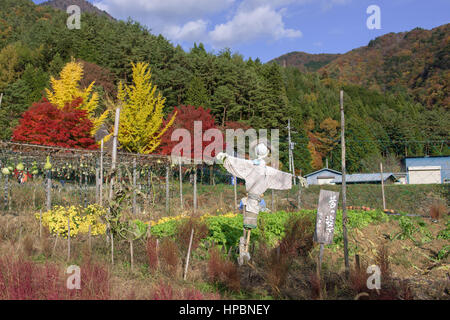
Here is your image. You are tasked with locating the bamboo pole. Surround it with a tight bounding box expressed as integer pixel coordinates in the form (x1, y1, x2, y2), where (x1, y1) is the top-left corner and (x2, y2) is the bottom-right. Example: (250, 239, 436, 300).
(193, 165, 197, 215)
(67, 216, 71, 261)
(99, 139, 104, 206)
(165, 165, 170, 213)
(109, 107, 121, 201)
(233, 175, 237, 211)
(183, 229, 194, 280)
(179, 161, 183, 209)
(340, 89, 350, 276)
(46, 169, 51, 211)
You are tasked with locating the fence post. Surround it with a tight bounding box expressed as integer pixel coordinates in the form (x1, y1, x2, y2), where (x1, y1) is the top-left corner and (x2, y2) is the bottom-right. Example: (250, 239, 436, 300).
(99, 139, 104, 206)
(109, 107, 120, 201)
(179, 160, 183, 209)
(46, 169, 51, 211)
(3, 173, 8, 210)
(233, 175, 237, 211)
(95, 167, 100, 204)
(67, 216, 71, 261)
(193, 165, 197, 215)
(183, 228, 194, 280)
(165, 165, 170, 213)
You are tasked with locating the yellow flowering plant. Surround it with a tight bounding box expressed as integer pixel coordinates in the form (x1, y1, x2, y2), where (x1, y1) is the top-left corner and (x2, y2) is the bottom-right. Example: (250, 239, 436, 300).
(37, 204, 107, 238)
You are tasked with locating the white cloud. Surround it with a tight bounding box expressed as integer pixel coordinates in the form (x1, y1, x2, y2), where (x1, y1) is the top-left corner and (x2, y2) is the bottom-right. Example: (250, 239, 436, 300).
(93, 0, 234, 22)
(209, 5, 302, 48)
(164, 20, 208, 42)
(92, 0, 351, 48)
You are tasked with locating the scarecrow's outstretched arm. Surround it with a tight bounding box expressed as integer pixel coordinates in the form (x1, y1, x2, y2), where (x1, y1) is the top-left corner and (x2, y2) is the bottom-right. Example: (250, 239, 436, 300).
(216, 152, 253, 180)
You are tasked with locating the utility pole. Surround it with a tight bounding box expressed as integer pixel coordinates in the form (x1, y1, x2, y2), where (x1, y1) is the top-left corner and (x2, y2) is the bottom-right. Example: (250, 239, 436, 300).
(0, 93, 3, 109)
(340, 90, 349, 277)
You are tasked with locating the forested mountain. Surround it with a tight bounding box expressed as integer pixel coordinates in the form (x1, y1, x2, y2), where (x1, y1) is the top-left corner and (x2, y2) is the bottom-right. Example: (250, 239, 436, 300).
(270, 52, 340, 72)
(274, 24, 450, 109)
(39, 0, 114, 20)
(0, 0, 448, 174)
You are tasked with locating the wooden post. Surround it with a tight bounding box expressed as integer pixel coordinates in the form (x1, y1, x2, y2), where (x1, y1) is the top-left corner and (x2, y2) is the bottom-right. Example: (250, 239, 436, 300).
(95, 167, 100, 204)
(88, 224, 92, 252)
(233, 175, 237, 211)
(109, 107, 120, 201)
(99, 139, 104, 206)
(165, 165, 170, 213)
(84, 171, 87, 208)
(380, 162, 386, 211)
(271, 189, 275, 212)
(193, 165, 197, 214)
(39, 209, 42, 238)
(297, 182, 302, 210)
(46, 169, 51, 211)
(179, 160, 183, 209)
(340, 89, 350, 276)
(130, 240, 134, 270)
(3, 174, 8, 210)
(133, 157, 137, 215)
(318, 243, 324, 273)
(67, 216, 71, 261)
(183, 228, 194, 280)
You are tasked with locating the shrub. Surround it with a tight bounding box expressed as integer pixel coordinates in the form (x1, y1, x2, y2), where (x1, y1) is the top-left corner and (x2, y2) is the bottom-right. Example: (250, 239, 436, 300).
(207, 247, 240, 292)
(176, 217, 209, 255)
(159, 238, 179, 276)
(37, 204, 107, 238)
(430, 202, 447, 220)
(146, 236, 159, 272)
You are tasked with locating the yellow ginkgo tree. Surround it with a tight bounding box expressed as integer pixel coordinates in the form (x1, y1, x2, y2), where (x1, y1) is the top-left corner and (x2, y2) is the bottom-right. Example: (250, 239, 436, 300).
(117, 62, 176, 154)
(45, 59, 109, 136)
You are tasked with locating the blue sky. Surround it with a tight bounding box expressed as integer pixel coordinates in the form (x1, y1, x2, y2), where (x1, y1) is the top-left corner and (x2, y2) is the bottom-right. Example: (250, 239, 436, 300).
(34, 0, 450, 62)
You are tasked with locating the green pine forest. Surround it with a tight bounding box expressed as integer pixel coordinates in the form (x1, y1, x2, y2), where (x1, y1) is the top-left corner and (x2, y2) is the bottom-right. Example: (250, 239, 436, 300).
(0, 0, 448, 174)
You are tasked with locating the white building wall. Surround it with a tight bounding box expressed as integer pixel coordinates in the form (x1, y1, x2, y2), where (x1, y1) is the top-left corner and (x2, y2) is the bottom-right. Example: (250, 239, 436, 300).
(408, 166, 441, 184)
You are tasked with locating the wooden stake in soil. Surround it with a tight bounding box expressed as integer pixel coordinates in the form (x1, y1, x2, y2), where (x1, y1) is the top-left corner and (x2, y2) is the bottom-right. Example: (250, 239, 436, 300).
(340, 89, 350, 276)
(129, 240, 134, 270)
(67, 216, 71, 261)
(179, 161, 183, 209)
(88, 224, 92, 252)
(46, 169, 51, 211)
(109, 107, 121, 201)
(165, 165, 170, 214)
(39, 209, 42, 238)
(193, 165, 197, 215)
(233, 175, 237, 211)
(99, 139, 104, 206)
(183, 228, 194, 281)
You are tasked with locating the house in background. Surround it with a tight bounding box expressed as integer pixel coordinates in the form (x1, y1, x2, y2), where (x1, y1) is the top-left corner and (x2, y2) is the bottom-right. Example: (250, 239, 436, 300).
(334, 173, 399, 184)
(304, 168, 342, 185)
(401, 156, 450, 184)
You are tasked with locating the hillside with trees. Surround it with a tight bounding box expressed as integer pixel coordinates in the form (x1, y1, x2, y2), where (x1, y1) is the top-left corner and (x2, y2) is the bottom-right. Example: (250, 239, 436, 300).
(0, 0, 448, 174)
(39, 0, 114, 20)
(270, 52, 340, 72)
(273, 24, 449, 109)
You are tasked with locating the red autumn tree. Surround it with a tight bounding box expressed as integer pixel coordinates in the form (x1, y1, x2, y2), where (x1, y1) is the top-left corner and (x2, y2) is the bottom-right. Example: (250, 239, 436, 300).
(12, 98, 98, 149)
(157, 105, 223, 160)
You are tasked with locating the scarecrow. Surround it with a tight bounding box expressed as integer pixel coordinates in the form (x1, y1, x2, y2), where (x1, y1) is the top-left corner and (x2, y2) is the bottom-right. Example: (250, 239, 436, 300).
(216, 143, 306, 265)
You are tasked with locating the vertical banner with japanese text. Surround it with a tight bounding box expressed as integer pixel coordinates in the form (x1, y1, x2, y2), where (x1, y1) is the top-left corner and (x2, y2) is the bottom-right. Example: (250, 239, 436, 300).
(314, 190, 340, 245)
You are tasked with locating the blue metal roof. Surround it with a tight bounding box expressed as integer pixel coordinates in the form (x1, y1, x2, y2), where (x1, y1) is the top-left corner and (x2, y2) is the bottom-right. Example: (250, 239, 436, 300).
(334, 173, 397, 184)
